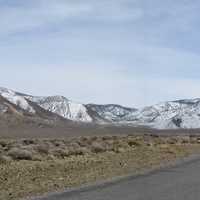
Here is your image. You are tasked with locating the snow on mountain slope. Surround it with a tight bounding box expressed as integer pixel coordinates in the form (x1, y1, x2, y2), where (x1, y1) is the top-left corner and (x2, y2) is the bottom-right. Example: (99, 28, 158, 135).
(87, 104, 138, 122)
(0, 87, 93, 122)
(1, 87, 200, 129)
(0, 87, 35, 113)
(0, 97, 9, 114)
(87, 99, 200, 129)
(26, 95, 92, 122)
(126, 100, 200, 129)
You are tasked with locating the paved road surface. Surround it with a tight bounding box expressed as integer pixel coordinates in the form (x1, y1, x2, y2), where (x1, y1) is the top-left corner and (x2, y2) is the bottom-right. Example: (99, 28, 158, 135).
(37, 157, 200, 200)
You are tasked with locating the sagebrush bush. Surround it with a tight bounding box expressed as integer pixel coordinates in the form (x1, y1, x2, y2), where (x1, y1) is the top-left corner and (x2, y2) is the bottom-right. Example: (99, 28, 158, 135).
(22, 139, 35, 145)
(166, 137, 178, 145)
(0, 140, 8, 148)
(35, 144, 50, 154)
(0, 135, 199, 163)
(8, 148, 33, 160)
(52, 148, 69, 158)
(52, 139, 65, 147)
(0, 155, 12, 163)
(91, 142, 106, 153)
(127, 139, 140, 147)
(75, 147, 91, 155)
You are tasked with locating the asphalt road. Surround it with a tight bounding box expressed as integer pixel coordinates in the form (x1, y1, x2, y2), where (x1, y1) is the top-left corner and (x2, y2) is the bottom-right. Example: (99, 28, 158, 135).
(37, 157, 200, 200)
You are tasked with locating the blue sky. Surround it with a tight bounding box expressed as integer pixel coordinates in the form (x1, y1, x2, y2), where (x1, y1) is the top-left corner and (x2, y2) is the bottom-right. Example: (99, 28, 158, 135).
(0, 0, 200, 107)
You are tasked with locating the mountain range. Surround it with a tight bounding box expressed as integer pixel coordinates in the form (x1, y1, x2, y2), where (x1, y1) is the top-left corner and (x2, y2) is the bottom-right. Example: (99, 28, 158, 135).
(0, 87, 200, 129)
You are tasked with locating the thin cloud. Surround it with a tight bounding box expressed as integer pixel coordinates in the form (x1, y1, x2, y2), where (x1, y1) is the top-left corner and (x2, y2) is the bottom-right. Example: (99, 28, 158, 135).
(0, 0, 143, 35)
(0, 1, 92, 34)
(0, 0, 200, 107)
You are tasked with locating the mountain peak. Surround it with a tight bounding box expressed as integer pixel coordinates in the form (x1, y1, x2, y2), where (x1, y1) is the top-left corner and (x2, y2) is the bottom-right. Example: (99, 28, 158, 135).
(1, 87, 200, 129)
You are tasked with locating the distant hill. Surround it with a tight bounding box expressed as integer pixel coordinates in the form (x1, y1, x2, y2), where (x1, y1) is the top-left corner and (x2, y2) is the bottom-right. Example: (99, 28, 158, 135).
(1, 87, 200, 129)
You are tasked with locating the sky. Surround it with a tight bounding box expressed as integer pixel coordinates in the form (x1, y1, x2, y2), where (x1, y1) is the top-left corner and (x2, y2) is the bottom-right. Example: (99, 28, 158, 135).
(0, 0, 200, 108)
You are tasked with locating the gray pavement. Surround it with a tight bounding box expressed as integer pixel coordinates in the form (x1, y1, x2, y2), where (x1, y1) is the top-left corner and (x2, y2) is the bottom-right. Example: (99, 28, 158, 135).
(36, 157, 200, 200)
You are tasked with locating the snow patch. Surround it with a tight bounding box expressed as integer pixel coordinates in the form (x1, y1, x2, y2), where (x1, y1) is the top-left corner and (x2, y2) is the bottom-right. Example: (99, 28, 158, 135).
(0, 88, 35, 113)
(27, 95, 92, 122)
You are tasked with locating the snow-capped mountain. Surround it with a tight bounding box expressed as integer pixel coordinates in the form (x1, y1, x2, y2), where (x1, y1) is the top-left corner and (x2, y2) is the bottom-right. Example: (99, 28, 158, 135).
(26, 95, 92, 122)
(86, 104, 138, 122)
(1, 87, 200, 129)
(0, 87, 35, 114)
(133, 99, 200, 129)
(0, 87, 92, 122)
(0, 87, 68, 125)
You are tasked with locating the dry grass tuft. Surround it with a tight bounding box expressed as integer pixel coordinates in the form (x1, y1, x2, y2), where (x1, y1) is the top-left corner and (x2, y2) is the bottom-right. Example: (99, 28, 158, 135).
(8, 148, 33, 160)
(1, 135, 200, 200)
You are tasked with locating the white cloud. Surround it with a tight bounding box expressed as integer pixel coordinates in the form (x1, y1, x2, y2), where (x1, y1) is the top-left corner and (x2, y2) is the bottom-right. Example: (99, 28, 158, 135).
(0, 1, 92, 34)
(0, 0, 200, 107)
(1, 62, 200, 108)
(0, 0, 143, 35)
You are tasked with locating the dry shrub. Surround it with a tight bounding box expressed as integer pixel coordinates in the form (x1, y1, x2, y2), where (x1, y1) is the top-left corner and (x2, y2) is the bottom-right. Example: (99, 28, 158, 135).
(77, 147, 91, 155)
(127, 139, 141, 147)
(118, 141, 130, 149)
(105, 139, 114, 145)
(68, 147, 76, 156)
(6, 143, 22, 151)
(104, 142, 114, 151)
(0, 140, 8, 148)
(22, 139, 35, 145)
(159, 144, 170, 150)
(0, 155, 12, 163)
(102, 136, 113, 141)
(166, 137, 178, 144)
(70, 142, 85, 151)
(196, 137, 200, 144)
(52, 148, 70, 158)
(190, 136, 200, 144)
(189, 136, 196, 144)
(90, 136, 98, 141)
(35, 143, 50, 154)
(0, 145, 3, 152)
(179, 136, 190, 144)
(32, 155, 43, 161)
(68, 146, 90, 156)
(149, 137, 165, 146)
(114, 147, 125, 153)
(68, 142, 81, 155)
(52, 140, 65, 147)
(8, 148, 33, 160)
(77, 137, 91, 147)
(46, 155, 56, 160)
(91, 142, 106, 153)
